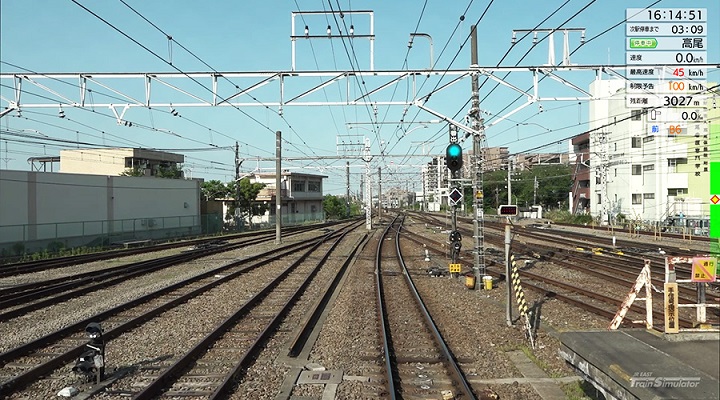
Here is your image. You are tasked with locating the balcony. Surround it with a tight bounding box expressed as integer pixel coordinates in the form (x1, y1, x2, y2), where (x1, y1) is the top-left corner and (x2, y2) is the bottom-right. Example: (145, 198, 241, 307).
(256, 188, 288, 201)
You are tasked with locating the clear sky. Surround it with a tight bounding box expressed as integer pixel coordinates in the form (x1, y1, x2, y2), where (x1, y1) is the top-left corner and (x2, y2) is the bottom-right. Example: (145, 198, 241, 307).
(1, 0, 718, 195)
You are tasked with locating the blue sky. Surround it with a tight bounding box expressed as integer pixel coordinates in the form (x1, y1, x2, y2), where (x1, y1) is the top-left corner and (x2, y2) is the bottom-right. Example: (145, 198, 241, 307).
(1, 0, 718, 195)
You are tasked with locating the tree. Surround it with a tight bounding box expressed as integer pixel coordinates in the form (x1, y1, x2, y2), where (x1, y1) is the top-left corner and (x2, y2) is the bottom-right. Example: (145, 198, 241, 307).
(229, 178, 266, 227)
(120, 163, 184, 178)
(323, 195, 347, 219)
(201, 180, 230, 200)
(156, 164, 183, 178)
(120, 167, 144, 177)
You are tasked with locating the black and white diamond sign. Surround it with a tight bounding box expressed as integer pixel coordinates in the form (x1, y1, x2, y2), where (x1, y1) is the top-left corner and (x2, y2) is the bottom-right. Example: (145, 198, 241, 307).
(449, 187, 463, 206)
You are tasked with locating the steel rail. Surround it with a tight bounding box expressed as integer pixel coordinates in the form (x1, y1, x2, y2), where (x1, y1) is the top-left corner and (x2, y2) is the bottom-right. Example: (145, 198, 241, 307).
(287, 232, 369, 357)
(0, 226, 351, 396)
(395, 216, 476, 400)
(0, 222, 337, 275)
(375, 215, 398, 398)
(134, 221, 361, 399)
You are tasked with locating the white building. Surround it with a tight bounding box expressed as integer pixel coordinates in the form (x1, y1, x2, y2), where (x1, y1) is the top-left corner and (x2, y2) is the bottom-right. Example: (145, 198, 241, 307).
(245, 171, 327, 226)
(588, 78, 716, 232)
(0, 169, 201, 254)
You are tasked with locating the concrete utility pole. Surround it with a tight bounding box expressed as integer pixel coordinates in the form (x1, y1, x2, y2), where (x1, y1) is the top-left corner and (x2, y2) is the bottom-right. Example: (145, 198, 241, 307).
(469, 24, 487, 279)
(505, 224, 513, 326)
(507, 157, 513, 204)
(346, 161, 351, 217)
(422, 165, 426, 211)
(235, 141, 241, 231)
(378, 167, 382, 223)
(275, 131, 282, 244)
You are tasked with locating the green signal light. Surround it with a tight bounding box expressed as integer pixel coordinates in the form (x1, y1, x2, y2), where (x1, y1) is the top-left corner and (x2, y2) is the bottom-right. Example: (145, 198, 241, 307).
(447, 143, 462, 157)
(446, 143, 463, 172)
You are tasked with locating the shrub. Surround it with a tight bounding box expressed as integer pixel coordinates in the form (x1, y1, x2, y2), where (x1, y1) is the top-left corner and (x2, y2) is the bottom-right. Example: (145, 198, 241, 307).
(11, 242, 25, 256)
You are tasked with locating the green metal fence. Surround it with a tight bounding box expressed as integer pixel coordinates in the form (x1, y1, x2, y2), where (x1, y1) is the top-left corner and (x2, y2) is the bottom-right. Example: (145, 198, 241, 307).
(0, 214, 223, 255)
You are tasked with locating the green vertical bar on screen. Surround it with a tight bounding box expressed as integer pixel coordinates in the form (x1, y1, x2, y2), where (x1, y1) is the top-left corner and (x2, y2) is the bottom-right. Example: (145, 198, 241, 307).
(711, 162, 719, 246)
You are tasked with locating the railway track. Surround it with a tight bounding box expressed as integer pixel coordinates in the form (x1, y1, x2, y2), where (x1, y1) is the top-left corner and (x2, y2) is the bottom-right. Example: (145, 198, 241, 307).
(376, 215, 478, 399)
(404, 212, 712, 331)
(0, 227, 332, 322)
(0, 222, 336, 276)
(0, 222, 364, 398)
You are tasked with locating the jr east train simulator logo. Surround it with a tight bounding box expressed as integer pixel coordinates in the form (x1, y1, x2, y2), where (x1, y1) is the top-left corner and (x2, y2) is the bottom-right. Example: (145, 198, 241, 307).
(631, 372, 701, 388)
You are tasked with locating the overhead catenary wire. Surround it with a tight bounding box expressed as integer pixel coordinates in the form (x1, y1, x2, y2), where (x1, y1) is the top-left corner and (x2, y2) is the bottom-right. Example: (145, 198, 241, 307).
(115, 0, 330, 170)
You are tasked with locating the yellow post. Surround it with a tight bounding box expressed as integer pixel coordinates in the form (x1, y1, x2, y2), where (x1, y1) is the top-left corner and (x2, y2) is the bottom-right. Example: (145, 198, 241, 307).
(482, 275, 493, 290)
(465, 273, 476, 290)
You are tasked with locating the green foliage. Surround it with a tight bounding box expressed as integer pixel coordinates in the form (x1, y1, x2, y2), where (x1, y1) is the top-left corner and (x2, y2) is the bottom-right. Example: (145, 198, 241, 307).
(120, 167, 144, 177)
(47, 241, 65, 253)
(120, 164, 184, 178)
(481, 165, 572, 211)
(155, 164, 184, 178)
(201, 180, 231, 200)
(323, 195, 348, 219)
(226, 178, 266, 225)
(545, 209, 594, 225)
(11, 242, 25, 256)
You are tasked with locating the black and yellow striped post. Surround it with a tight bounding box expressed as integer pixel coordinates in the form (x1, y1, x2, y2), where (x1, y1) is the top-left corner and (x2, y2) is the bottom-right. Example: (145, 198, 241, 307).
(510, 253, 535, 348)
(510, 253, 529, 318)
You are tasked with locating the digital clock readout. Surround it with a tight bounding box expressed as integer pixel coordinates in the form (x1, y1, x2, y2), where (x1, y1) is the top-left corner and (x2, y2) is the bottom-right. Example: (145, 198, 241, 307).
(627, 8, 707, 22)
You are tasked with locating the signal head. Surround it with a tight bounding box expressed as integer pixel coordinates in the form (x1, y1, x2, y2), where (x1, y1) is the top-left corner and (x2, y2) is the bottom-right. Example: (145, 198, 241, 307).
(446, 143, 463, 172)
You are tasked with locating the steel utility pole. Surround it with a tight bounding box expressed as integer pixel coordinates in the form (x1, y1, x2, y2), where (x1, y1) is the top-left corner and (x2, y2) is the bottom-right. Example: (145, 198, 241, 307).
(595, 131, 609, 224)
(469, 24, 487, 280)
(364, 139, 372, 230)
(275, 131, 282, 244)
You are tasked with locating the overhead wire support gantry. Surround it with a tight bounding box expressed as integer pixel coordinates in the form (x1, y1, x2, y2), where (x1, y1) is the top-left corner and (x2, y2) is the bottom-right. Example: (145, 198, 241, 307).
(4, 64, 717, 120)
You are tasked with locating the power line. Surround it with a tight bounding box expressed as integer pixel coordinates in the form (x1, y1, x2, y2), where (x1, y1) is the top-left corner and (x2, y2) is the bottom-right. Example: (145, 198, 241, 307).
(70, 0, 276, 135)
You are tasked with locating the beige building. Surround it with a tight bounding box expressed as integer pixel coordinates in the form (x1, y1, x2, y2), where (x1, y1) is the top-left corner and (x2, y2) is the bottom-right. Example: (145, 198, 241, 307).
(514, 152, 571, 170)
(480, 147, 509, 172)
(60, 148, 184, 177)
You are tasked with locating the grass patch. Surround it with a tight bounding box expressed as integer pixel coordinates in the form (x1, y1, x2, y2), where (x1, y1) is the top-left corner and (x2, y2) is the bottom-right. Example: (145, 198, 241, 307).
(562, 380, 604, 400)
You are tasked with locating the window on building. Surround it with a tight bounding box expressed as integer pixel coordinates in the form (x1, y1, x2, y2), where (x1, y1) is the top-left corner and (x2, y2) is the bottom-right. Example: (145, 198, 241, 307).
(293, 181, 305, 192)
(631, 109, 643, 121)
(597, 194, 602, 204)
(614, 143, 617, 151)
(632, 164, 642, 175)
(667, 158, 687, 167)
(631, 137, 642, 148)
(632, 194, 642, 204)
(668, 188, 688, 196)
(643, 193, 655, 199)
(307, 180, 321, 192)
(614, 168, 617, 177)
(643, 164, 654, 171)
(642, 136, 654, 143)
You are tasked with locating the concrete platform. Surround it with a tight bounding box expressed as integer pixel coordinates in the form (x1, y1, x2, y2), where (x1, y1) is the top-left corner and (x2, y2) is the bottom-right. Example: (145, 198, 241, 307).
(559, 329, 719, 400)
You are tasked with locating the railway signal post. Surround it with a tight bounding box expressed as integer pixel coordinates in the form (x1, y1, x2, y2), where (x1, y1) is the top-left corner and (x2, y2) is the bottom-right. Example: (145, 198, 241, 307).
(447, 127, 464, 279)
